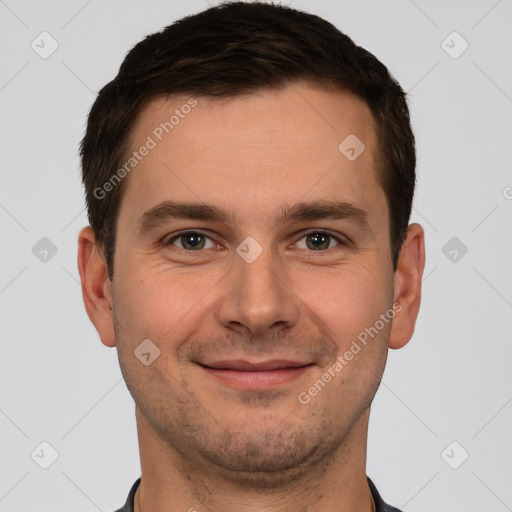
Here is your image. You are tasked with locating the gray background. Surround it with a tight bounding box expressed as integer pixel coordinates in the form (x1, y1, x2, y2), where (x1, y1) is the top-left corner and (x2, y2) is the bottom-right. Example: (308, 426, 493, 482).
(1, 0, 511, 510)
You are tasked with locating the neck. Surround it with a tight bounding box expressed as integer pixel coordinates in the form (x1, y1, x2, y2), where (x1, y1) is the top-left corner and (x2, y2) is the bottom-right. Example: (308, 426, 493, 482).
(134, 406, 375, 512)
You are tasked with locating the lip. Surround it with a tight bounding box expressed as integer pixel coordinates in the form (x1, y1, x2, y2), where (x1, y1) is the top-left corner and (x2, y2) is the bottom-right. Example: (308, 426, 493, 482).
(198, 360, 314, 389)
(201, 359, 310, 371)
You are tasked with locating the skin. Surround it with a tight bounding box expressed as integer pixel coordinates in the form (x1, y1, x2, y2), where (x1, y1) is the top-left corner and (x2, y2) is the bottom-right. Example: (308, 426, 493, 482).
(78, 80, 425, 512)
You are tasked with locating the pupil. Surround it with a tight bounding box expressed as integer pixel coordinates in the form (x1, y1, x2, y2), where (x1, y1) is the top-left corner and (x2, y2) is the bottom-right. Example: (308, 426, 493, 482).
(308, 233, 328, 250)
(184, 233, 204, 249)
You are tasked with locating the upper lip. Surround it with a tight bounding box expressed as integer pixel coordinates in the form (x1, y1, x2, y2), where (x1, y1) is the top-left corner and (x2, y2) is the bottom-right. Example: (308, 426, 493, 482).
(199, 359, 313, 371)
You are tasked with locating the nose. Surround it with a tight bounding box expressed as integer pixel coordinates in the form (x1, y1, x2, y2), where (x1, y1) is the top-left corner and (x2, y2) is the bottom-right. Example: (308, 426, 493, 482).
(215, 241, 301, 336)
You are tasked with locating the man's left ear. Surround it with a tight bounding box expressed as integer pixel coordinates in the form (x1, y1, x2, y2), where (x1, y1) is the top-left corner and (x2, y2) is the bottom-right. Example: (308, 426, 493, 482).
(389, 223, 426, 349)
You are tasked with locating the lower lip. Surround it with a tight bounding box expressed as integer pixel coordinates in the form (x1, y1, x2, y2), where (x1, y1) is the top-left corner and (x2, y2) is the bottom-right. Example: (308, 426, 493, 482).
(201, 365, 313, 389)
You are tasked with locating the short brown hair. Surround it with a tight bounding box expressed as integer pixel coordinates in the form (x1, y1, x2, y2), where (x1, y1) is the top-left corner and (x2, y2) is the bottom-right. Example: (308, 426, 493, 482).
(80, 1, 416, 279)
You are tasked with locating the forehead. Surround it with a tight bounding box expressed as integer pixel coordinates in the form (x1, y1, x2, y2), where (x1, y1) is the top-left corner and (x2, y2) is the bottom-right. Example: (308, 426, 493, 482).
(119, 82, 386, 229)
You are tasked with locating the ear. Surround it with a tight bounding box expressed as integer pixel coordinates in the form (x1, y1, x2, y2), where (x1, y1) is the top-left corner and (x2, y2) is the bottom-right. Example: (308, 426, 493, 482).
(77, 226, 116, 347)
(389, 223, 426, 349)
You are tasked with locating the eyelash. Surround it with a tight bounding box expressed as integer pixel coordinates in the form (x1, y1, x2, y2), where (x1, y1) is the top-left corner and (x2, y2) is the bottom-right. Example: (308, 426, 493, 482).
(164, 229, 348, 255)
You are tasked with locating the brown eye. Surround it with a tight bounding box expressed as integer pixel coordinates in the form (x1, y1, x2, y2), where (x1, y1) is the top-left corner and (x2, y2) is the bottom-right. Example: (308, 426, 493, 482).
(167, 231, 215, 251)
(295, 231, 343, 251)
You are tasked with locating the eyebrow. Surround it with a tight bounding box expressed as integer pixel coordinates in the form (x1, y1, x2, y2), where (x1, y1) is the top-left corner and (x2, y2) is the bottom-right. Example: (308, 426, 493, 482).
(137, 199, 371, 233)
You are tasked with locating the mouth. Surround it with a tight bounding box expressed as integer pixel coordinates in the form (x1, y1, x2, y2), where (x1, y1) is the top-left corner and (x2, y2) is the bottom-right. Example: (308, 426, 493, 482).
(197, 359, 315, 389)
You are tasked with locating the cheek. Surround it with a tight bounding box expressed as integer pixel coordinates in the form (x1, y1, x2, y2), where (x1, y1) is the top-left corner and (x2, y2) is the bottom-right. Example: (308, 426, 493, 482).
(113, 259, 223, 343)
(296, 261, 391, 338)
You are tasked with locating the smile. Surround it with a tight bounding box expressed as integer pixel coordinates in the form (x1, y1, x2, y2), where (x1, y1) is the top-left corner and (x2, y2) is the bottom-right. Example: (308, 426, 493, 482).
(197, 360, 315, 389)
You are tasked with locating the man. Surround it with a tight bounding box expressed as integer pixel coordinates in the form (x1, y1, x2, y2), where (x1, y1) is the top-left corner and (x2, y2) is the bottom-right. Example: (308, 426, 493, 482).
(77, 2, 425, 511)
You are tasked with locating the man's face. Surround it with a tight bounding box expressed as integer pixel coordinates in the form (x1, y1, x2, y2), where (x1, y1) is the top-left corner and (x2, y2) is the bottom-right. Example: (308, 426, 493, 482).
(109, 82, 396, 484)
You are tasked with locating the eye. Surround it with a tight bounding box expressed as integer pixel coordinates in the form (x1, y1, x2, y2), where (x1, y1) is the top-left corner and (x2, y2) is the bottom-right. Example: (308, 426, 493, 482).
(164, 229, 347, 254)
(166, 231, 216, 251)
(294, 231, 345, 251)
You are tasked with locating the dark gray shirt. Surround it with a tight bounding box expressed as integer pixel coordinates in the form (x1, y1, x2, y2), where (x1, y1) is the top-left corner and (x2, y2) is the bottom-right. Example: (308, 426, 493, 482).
(114, 477, 403, 512)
